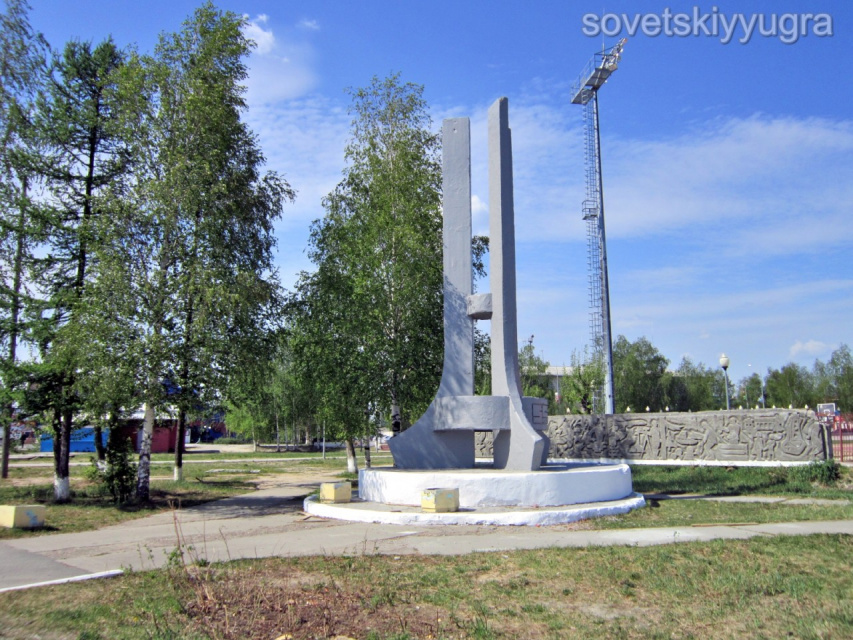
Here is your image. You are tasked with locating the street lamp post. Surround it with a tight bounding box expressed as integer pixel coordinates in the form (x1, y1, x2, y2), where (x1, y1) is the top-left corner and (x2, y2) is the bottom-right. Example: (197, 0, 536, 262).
(719, 354, 731, 410)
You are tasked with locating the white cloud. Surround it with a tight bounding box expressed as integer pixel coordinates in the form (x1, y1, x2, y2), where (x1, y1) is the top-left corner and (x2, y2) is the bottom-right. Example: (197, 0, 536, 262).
(298, 19, 320, 31)
(241, 15, 320, 106)
(605, 116, 853, 252)
(471, 194, 487, 215)
(245, 48, 317, 105)
(470, 194, 488, 235)
(460, 108, 853, 252)
(242, 14, 275, 55)
(450, 99, 584, 244)
(244, 96, 351, 281)
(789, 339, 832, 360)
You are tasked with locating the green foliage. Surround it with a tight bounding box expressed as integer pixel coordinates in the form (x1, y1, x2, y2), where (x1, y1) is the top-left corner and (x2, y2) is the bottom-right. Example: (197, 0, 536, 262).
(474, 326, 491, 396)
(631, 463, 848, 497)
(103, 434, 137, 503)
(0, 0, 48, 477)
(559, 348, 604, 414)
(669, 356, 725, 412)
(825, 344, 853, 411)
(289, 73, 442, 441)
(760, 343, 853, 412)
(612, 335, 671, 412)
(86, 3, 294, 499)
(789, 460, 841, 486)
(518, 337, 552, 409)
(765, 362, 816, 409)
(86, 431, 137, 504)
(227, 332, 315, 446)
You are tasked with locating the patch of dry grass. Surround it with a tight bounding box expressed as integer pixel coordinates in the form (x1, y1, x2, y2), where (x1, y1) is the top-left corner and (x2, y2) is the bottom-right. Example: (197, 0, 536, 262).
(1, 534, 851, 639)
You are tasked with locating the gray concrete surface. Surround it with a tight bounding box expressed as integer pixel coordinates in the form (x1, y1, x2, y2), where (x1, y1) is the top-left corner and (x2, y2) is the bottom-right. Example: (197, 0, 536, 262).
(1, 481, 851, 592)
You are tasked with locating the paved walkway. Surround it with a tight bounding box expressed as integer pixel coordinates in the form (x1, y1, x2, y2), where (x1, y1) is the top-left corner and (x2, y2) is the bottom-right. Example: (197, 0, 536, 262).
(2, 481, 851, 593)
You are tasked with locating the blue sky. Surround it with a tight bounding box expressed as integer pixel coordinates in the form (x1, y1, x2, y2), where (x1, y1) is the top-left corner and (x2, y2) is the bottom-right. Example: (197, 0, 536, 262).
(29, 0, 852, 389)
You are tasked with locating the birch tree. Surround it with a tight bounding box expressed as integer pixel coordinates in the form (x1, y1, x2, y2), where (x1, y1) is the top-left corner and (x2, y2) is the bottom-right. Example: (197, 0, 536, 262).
(302, 74, 444, 445)
(116, 3, 292, 497)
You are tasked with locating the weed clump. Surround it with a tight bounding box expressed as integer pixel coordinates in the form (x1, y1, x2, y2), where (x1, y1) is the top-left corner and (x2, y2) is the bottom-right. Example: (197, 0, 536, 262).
(789, 459, 841, 486)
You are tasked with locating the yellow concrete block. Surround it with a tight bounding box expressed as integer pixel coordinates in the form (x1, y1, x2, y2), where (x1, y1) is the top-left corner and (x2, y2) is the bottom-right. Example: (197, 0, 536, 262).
(0, 504, 46, 529)
(319, 482, 352, 503)
(421, 488, 459, 513)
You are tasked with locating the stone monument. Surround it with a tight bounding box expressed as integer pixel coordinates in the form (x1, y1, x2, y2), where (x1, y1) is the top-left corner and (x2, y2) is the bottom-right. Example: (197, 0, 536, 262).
(389, 98, 549, 471)
(306, 98, 644, 525)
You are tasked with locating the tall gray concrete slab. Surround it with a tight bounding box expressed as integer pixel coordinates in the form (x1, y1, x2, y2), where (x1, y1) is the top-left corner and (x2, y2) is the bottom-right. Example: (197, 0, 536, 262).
(438, 117, 475, 398)
(487, 98, 546, 470)
(388, 118, 475, 469)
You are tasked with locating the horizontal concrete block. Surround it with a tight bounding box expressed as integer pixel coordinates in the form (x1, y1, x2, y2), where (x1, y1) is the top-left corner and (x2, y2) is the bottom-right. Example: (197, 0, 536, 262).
(435, 395, 510, 431)
(0, 504, 46, 529)
(319, 482, 352, 504)
(466, 293, 493, 319)
(421, 488, 460, 513)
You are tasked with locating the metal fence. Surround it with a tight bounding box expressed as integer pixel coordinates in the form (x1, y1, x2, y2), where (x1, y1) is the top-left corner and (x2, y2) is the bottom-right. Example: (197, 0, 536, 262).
(830, 415, 852, 462)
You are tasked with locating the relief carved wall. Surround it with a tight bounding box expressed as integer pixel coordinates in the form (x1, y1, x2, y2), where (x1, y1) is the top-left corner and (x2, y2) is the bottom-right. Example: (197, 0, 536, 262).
(474, 410, 830, 464)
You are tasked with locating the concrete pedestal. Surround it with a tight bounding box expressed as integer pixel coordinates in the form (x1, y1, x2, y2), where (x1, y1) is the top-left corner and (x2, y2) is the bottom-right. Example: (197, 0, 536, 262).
(302, 463, 645, 526)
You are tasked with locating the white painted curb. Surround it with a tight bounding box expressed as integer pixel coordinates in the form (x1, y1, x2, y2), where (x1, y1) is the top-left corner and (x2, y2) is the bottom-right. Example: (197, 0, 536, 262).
(0, 569, 124, 594)
(303, 493, 646, 527)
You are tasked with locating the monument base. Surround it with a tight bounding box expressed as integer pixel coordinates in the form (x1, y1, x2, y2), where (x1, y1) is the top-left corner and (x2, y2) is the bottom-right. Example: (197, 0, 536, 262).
(302, 463, 645, 526)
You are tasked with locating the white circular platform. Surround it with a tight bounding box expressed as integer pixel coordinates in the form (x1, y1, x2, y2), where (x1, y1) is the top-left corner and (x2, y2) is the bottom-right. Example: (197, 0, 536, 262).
(358, 463, 635, 508)
(302, 463, 645, 526)
(303, 493, 646, 526)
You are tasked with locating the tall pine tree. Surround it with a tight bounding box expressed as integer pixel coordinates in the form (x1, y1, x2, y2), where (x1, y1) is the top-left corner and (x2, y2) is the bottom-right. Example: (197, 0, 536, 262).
(0, 0, 47, 479)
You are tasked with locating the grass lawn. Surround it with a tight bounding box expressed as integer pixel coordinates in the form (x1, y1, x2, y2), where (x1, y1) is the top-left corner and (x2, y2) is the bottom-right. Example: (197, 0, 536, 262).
(1, 458, 850, 539)
(631, 462, 853, 499)
(0, 477, 259, 539)
(0, 452, 354, 540)
(1, 534, 851, 639)
(0, 458, 850, 638)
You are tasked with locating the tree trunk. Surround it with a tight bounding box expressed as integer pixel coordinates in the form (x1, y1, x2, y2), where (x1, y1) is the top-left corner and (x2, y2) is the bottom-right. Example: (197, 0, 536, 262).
(173, 406, 186, 482)
(364, 439, 372, 469)
(136, 402, 154, 501)
(345, 437, 358, 473)
(54, 408, 72, 502)
(93, 424, 106, 461)
(2, 178, 28, 480)
(390, 393, 402, 435)
(363, 405, 372, 468)
(1, 422, 11, 480)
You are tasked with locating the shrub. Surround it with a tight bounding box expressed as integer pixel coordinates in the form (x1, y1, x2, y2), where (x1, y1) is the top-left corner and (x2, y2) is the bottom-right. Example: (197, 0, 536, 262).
(789, 460, 841, 486)
(87, 431, 137, 504)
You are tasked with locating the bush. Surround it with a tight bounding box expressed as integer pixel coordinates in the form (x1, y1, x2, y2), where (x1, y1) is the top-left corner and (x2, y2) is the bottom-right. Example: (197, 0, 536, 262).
(789, 460, 841, 486)
(87, 432, 137, 504)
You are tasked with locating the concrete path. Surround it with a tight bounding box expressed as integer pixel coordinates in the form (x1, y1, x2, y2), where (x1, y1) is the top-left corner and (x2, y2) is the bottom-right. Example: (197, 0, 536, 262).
(2, 484, 852, 593)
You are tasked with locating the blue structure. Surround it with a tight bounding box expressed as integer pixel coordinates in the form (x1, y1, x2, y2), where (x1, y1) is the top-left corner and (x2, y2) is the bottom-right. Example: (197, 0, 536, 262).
(40, 427, 104, 453)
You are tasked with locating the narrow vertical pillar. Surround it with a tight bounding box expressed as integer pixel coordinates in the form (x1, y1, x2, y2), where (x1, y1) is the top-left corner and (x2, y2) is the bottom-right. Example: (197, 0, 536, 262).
(440, 118, 475, 397)
(488, 98, 545, 470)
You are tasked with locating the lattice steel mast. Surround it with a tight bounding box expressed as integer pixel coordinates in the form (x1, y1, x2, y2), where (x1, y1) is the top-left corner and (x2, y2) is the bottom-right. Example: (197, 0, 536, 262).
(571, 39, 625, 415)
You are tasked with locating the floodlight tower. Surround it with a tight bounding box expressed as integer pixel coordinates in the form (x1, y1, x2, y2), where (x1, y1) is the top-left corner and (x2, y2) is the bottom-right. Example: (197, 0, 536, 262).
(571, 38, 625, 415)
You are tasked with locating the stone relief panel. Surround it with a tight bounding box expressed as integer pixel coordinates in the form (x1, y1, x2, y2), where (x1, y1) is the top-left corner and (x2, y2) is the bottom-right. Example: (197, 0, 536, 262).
(474, 410, 830, 464)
